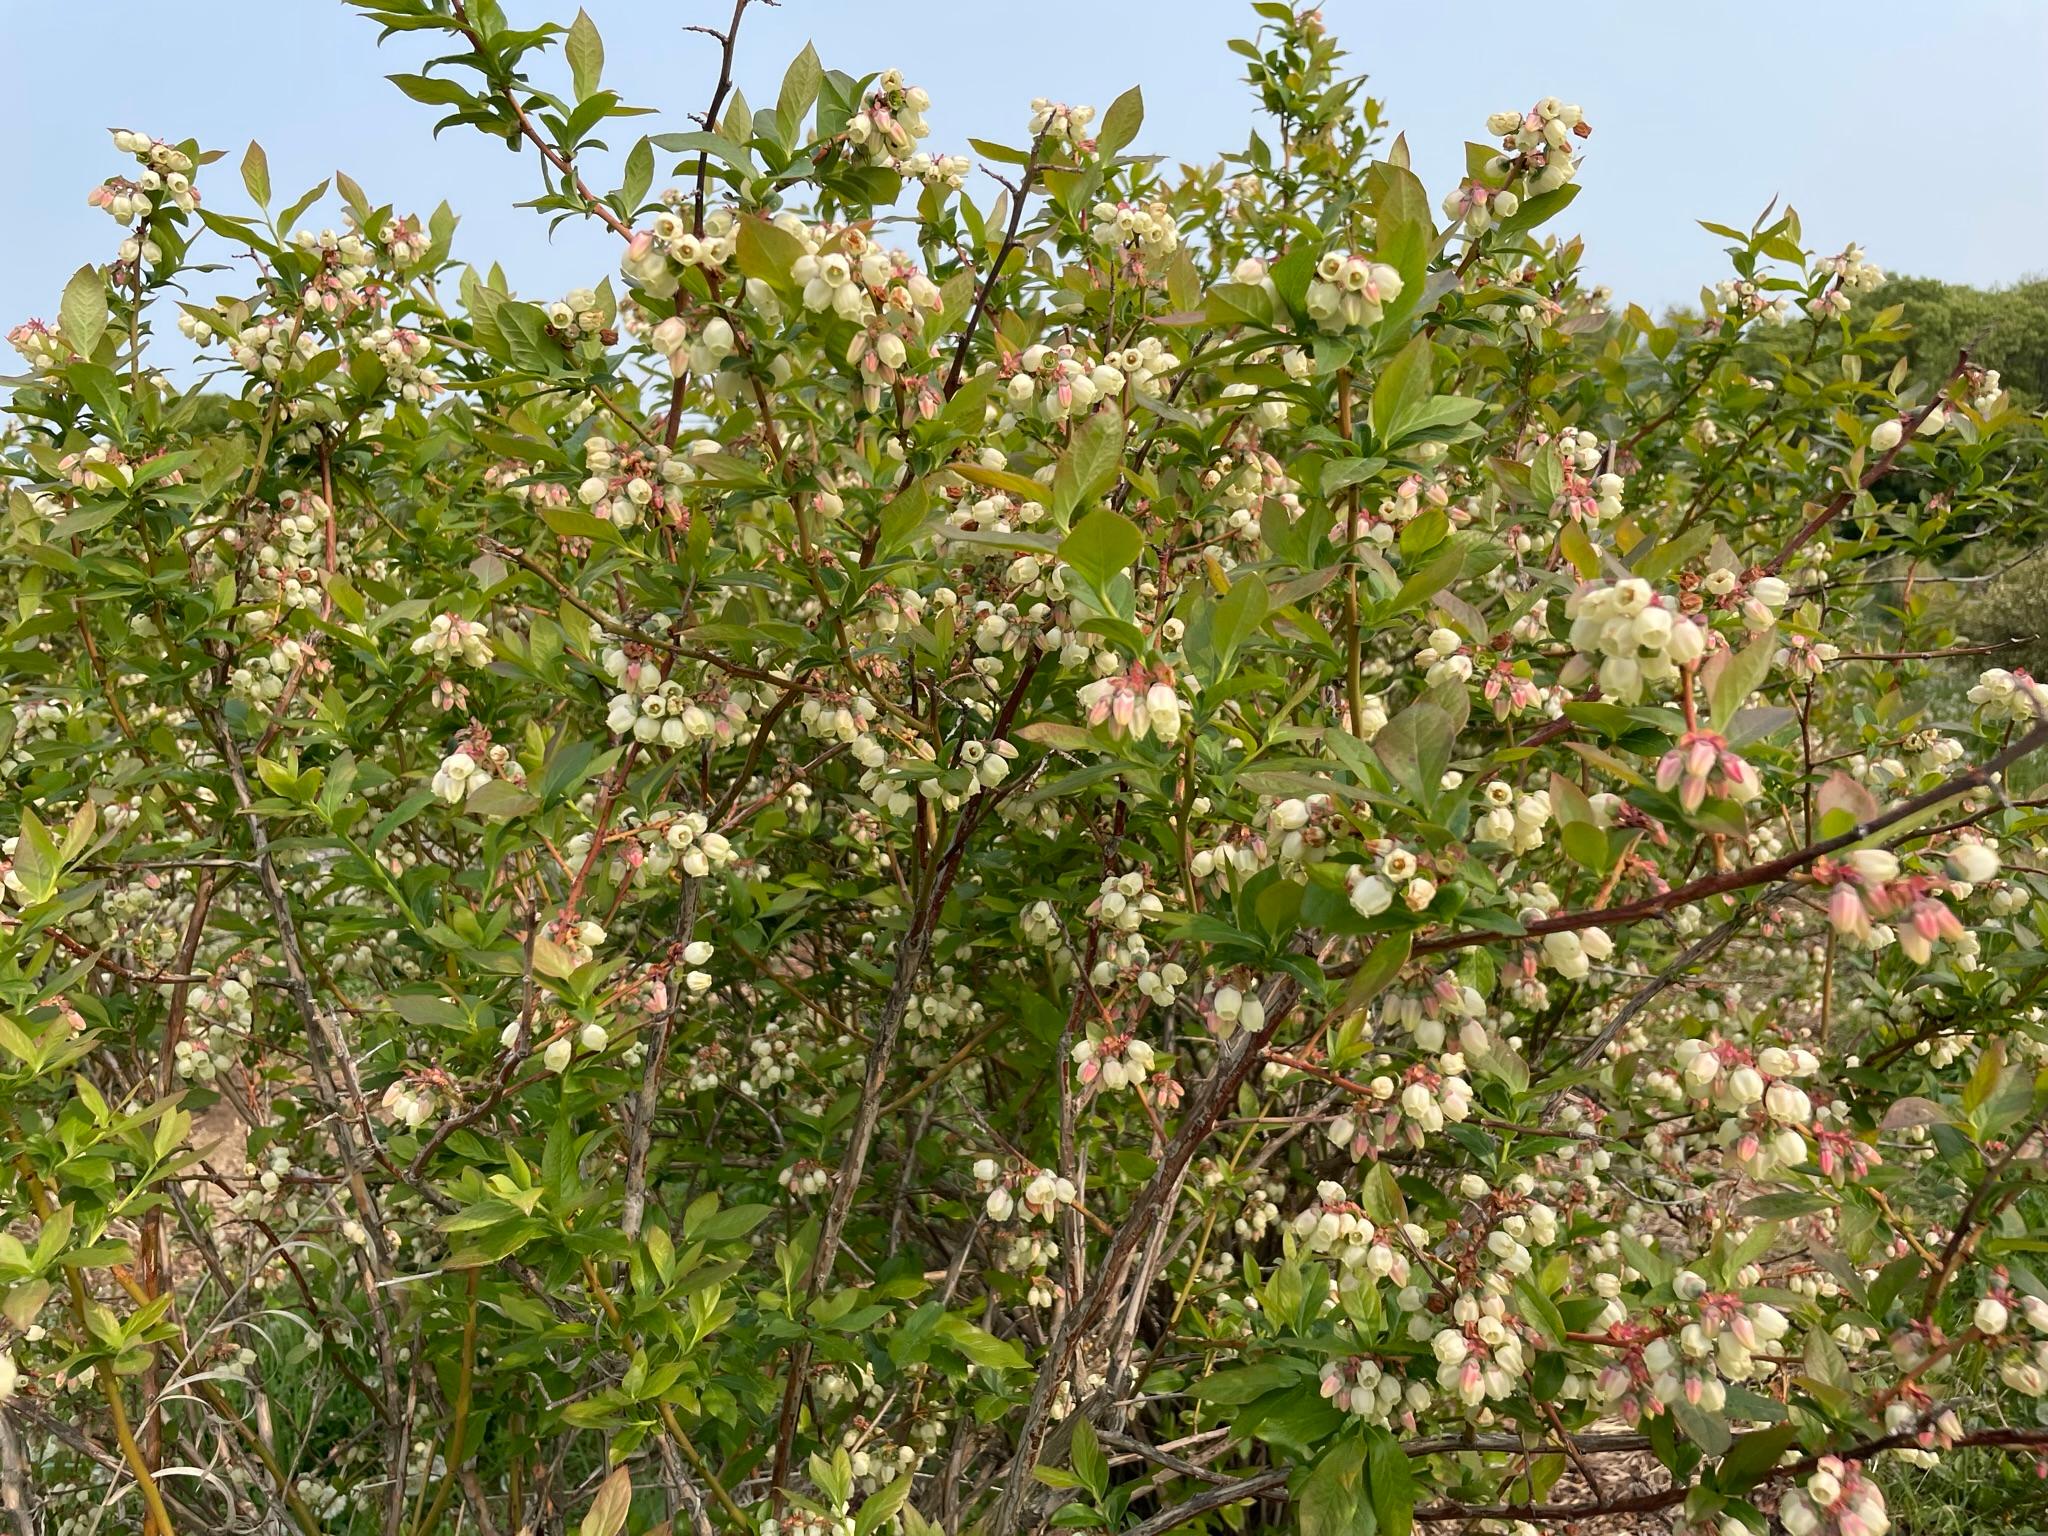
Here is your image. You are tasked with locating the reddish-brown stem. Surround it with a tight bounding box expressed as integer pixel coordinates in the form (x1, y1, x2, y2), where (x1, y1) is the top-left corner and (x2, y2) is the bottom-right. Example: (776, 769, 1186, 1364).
(944, 149, 1039, 397)
(448, 1, 633, 239)
(1407, 708, 2048, 959)
(1764, 348, 1970, 575)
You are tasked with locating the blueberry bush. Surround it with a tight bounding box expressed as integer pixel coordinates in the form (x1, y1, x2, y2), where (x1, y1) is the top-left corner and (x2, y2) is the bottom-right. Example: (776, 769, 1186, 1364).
(4, 5, 2048, 1535)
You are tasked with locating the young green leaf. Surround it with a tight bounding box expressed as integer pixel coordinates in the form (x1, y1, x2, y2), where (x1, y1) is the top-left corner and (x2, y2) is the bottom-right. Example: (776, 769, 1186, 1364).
(1096, 86, 1144, 157)
(241, 140, 270, 206)
(778, 42, 823, 135)
(565, 9, 605, 102)
(1058, 507, 1142, 595)
(59, 266, 107, 357)
(1052, 406, 1126, 521)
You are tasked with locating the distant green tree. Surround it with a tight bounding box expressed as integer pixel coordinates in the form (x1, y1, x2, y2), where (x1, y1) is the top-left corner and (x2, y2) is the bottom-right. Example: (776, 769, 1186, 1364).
(1879, 274, 2048, 403)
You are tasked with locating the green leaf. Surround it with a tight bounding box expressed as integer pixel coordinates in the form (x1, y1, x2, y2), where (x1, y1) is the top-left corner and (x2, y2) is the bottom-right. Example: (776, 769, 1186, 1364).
(464, 780, 540, 820)
(1632, 526, 1713, 582)
(966, 136, 1030, 167)
(1816, 771, 1879, 839)
(735, 216, 806, 295)
(565, 9, 605, 102)
(1672, 1399, 1731, 1457)
(11, 808, 60, 905)
(1052, 406, 1125, 521)
(1879, 1095, 1950, 1131)
(1372, 684, 1466, 801)
(1299, 1435, 1371, 1536)
(933, 1313, 1027, 1370)
(1619, 1232, 1673, 1288)
(1136, 247, 1185, 315)
(1557, 519, 1598, 577)
(854, 1475, 913, 1536)
(1342, 932, 1412, 1012)
(1269, 238, 1318, 322)
(1530, 445, 1565, 508)
(388, 71, 475, 110)
(535, 502, 618, 544)
(496, 300, 566, 375)
(1478, 1037, 1530, 1095)
(241, 140, 271, 206)
(692, 1202, 774, 1242)
(1803, 1323, 1851, 1390)
(1360, 1162, 1406, 1226)
(1495, 181, 1580, 236)
(1070, 1415, 1108, 1499)
(1560, 821, 1610, 873)
(59, 267, 107, 358)
(1047, 1505, 1108, 1529)
(1209, 572, 1270, 676)
(1059, 508, 1142, 595)
(1371, 334, 1433, 442)
(255, 756, 305, 801)
(620, 136, 654, 210)
(1387, 394, 1484, 446)
(1364, 1427, 1414, 1536)
(1366, 160, 1432, 305)
(1190, 1362, 1296, 1404)
(1388, 542, 1469, 614)
(652, 130, 752, 169)
(279, 178, 331, 236)
(1715, 1424, 1799, 1494)
(778, 42, 823, 135)
(1512, 1276, 1567, 1348)
(1726, 705, 1796, 749)
(61, 800, 97, 864)
(953, 462, 1050, 502)
(1737, 1191, 1831, 1220)
(1398, 509, 1448, 557)
(1547, 772, 1597, 827)
(1206, 281, 1274, 327)
(1323, 456, 1389, 494)
(388, 992, 469, 1029)
(1707, 628, 1774, 730)
(874, 477, 936, 557)
(1096, 85, 1144, 157)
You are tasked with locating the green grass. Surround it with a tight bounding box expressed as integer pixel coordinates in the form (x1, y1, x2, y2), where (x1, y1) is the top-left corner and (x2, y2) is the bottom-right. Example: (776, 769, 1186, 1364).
(1878, 1443, 2048, 1535)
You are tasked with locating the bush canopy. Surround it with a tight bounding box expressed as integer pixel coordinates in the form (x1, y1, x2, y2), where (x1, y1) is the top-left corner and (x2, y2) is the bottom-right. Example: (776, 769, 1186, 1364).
(4, 4, 2048, 1535)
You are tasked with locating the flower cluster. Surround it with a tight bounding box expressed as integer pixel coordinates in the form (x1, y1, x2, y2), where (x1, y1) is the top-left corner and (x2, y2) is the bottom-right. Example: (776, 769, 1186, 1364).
(1071, 1030, 1158, 1092)
(1808, 243, 1886, 318)
(431, 728, 526, 804)
(1778, 1456, 1890, 1536)
(410, 612, 494, 670)
(974, 1158, 1079, 1224)
(1429, 1292, 1533, 1408)
(1969, 666, 2048, 726)
(1473, 780, 1553, 853)
(1816, 848, 1973, 965)
(1656, 729, 1761, 810)
(1565, 577, 1710, 703)
(1078, 660, 1185, 742)
(1441, 98, 1588, 236)
(846, 69, 933, 169)
(1027, 98, 1096, 146)
(1003, 338, 1176, 420)
(575, 434, 700, 529)
(1307, 251, 1404, 332)
(1089, 198, 1181, 264)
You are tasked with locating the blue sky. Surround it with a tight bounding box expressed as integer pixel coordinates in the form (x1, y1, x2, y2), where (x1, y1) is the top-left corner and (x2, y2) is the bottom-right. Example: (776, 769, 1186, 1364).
(9, 1, 2047, 338)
